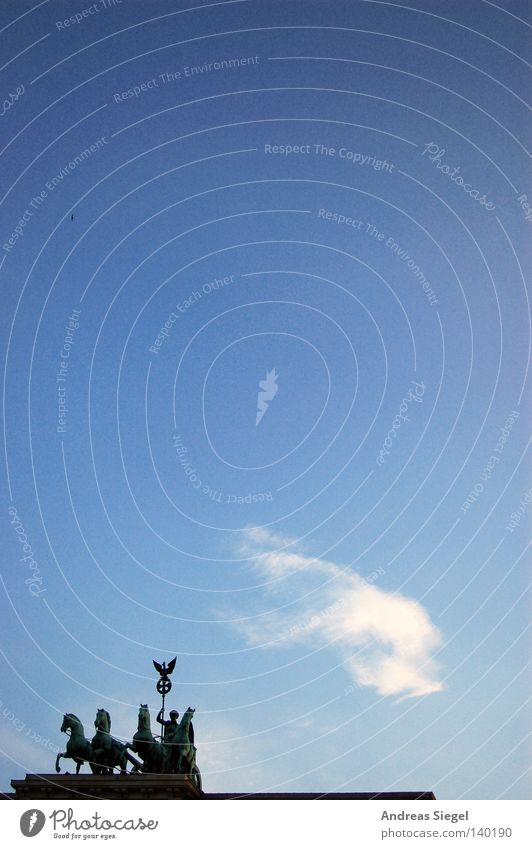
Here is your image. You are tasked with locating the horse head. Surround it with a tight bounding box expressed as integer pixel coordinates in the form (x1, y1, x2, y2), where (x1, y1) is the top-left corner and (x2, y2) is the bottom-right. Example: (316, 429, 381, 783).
(94, 708, 111, 733)
(61, 713, 81, 734)
(137, 704, 151, 731)
(176, 707, 195, 739)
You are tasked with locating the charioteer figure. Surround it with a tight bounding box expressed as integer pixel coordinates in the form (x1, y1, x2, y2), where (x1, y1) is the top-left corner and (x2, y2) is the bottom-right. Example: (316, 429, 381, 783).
(54, 653, 202, 790)
(157, 708, 179, 741)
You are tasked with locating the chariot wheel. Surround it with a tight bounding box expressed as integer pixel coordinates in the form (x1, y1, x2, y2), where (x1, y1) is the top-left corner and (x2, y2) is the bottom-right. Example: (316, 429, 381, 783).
(191, 764, 202, 791)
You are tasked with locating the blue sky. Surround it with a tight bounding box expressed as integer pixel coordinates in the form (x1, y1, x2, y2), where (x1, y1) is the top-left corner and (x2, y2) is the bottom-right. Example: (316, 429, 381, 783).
(1, 0, 530, 799)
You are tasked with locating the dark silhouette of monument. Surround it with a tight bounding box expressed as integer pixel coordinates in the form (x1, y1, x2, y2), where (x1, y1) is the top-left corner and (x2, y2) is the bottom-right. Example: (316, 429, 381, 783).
(2, 657, 434, 800)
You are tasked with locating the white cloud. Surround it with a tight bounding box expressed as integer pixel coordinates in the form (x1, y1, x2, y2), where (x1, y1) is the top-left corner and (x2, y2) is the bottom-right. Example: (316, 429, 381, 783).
(236, 528, 444, 700)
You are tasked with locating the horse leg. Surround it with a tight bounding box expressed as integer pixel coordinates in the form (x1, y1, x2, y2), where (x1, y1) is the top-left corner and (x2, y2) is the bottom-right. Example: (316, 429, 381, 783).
(90, 747, 107, 775)
(75, 758, 84, 775)
(55, 752, 66, 773)
(177, 745, 192, 775)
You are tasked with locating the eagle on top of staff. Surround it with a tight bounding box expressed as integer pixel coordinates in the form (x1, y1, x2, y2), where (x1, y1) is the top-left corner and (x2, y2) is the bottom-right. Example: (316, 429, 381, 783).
(153, 656, 177, 677)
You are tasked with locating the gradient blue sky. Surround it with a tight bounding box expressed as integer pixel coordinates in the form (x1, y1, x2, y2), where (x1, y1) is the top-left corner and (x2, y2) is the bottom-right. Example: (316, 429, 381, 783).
(1, 0, 530, 799)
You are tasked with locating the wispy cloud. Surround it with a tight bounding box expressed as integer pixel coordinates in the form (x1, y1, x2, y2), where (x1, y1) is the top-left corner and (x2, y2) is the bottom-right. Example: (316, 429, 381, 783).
(236, 528, 444, 700)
